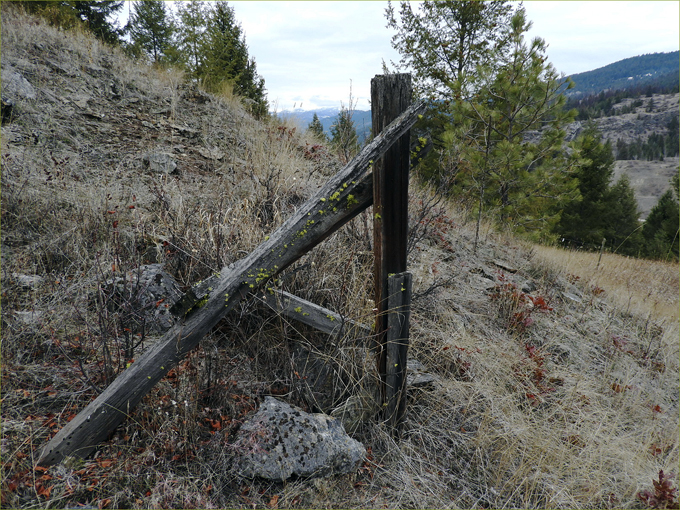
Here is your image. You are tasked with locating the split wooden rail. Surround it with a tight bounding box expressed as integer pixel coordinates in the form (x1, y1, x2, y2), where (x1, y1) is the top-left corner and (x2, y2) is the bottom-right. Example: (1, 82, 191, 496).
(38, 74, 420, 465)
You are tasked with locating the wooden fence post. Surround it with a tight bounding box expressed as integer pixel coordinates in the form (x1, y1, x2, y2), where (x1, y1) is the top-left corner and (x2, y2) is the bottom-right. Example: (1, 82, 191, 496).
(385, 272, 412, 429)
(371, 73, 412, 429)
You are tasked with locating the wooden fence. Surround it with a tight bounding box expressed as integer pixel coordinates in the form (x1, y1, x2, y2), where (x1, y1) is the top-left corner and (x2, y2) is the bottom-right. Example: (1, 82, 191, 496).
(38, 74, 421, 466)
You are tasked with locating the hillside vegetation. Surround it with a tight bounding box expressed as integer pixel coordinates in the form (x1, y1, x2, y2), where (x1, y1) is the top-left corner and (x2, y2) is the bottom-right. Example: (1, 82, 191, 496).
(566, 51, 680, 99)
(1, 5, 679, 509)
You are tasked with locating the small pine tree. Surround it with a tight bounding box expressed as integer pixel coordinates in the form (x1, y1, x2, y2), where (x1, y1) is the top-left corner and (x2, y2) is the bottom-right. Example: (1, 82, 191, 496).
(307, 113, 326, 140)
(555, 123, 615, 248)
(329, 106, 358, 163)
(447, 8, 578, 243)
(17, 1, 123, 43)
(198, 2, 268, 117)
(171, 0, 209, 79)
(127, 0, 173, 63)
(602, 175, 642, 256)
(73, 1, 124, 45)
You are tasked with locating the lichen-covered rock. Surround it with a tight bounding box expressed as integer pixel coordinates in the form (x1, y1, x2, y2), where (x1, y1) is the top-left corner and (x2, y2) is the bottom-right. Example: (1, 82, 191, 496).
(234, 397, 365, 481)
(100, 264, 182, 333)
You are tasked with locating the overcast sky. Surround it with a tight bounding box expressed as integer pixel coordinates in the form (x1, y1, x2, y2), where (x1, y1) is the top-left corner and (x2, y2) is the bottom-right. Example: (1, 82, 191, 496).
(119, 1, 679, 112)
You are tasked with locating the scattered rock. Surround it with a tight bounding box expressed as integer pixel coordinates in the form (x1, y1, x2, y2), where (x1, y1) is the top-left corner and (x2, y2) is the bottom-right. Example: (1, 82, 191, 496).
(493, 259, 517, 273)
(407, 358, 437, 387)
(1, 68, 36, 99)
(12, 273, 43, 290)
(330, 389, 378, 434)
(520, 279, 537, 293)
(170, 123, 200, 138)
(561, 291, 582, 304)
(470, 274, 496, 291)
(234, 397, 366, 481)
(101, 264, 182, 333)
(197, 146, 225, 160)
(142, 152, 177, 175)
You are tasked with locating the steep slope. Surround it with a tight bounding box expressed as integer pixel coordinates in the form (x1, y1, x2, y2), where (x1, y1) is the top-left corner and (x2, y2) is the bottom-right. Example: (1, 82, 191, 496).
(2, 5, 678, 509)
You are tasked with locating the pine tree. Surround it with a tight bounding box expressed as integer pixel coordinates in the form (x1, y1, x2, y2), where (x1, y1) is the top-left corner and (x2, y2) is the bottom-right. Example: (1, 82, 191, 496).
(385, 0, 517, 182)
(127, 0, 173, 63)
(200, 2, 267, 117)
(602, 175, 642, 256)
(555, 123, 615, 248)
(237, 49, 268, 118)
(330, 106, 359, 163)
(16, 1, 123, 43)
(308, 113, 326, 140)
(385, 0, 515, 101)
(201, 1, 245, 91)
(171, 0, 209, 79)
(447, 8, 578, 244)
(641, 171, 679, 260)
(73, 1, 124, 45)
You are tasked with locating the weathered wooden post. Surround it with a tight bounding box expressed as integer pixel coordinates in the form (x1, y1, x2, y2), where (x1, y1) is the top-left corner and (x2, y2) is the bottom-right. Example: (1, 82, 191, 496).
(371, 73, 413, 430)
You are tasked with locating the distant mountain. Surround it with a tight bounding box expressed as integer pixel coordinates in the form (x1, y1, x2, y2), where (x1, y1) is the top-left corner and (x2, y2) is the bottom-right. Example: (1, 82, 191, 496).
(566, 51, 679, 98)
(276, 107, 373, 143)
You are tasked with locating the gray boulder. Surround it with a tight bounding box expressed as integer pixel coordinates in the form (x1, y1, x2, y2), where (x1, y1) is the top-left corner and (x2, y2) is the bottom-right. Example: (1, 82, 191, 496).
(234, 397, 366, 480)
(101, 264, 182, 333)
(142, 152, 177, 174)
(1, 68, 36, 100)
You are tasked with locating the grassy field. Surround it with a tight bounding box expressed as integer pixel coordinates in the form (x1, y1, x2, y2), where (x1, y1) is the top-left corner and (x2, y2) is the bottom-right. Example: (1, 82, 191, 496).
(2, 4, 678, 509)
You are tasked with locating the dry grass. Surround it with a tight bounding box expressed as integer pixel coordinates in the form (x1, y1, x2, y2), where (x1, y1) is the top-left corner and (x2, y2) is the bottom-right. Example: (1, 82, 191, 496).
(532, 244, 679, 323)
(2, 4, 679, 509)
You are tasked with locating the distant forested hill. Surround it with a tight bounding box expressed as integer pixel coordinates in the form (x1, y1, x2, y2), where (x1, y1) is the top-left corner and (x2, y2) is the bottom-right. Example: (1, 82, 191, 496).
(566, 51, 679, 98)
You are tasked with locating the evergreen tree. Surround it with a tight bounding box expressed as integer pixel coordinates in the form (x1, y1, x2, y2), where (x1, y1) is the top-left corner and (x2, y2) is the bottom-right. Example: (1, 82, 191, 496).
(171, 0, 209, 79)
(385, 0, 517, 182)
(127, 0, 173, 63)
(73, 1, 123, 45)
(14, 0, 123, 43)
(447, 9, 578, 244)
(308, 113, 326, 140)
(602, 175, 642, 256)
(641, 171, 679, 260)
(555, 123, 615, 248)
(201, 1, 245, 91)
(386, 0, 515, 102)
(330, 106, 359, 163)
(236, 48, 268, 118)
(200, 2, 267, 117)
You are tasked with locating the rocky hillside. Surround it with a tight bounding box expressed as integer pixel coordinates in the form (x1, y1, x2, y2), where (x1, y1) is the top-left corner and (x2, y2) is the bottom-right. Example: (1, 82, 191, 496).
(565, 93, 679, 218)
(2, 5, 678, 510)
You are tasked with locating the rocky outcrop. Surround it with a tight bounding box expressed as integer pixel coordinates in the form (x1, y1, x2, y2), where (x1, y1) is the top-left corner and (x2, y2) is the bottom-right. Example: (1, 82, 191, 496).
(234, 397, 366, 480)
